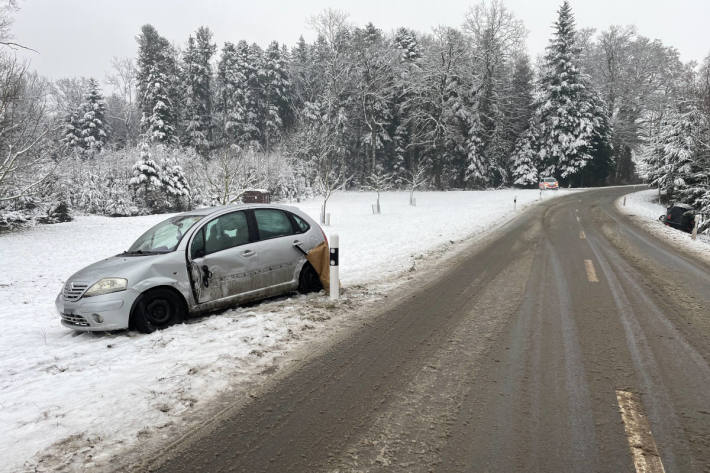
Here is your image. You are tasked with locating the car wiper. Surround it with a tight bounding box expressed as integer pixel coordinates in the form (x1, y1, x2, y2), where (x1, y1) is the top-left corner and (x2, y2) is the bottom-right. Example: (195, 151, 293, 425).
(121, 250, 159, 256)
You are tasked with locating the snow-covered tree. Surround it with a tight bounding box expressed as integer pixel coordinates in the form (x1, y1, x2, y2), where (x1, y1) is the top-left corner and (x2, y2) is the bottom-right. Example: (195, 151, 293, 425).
(650, 108, 700, 201)
(136, 25, 179, 145)
(181, 26, 216, 157)
(464, 113, 488, 187)
(364, 165, 393, 214)
(394, 27, 421, 64)
(511, 126, 540, 186)
(77, 78, 108, 154)
(161, 158, 190, 209)
(129, 143, 163, 209)
(62, 109, 82, 151)
(262, 41, 291, 151)
(524, 1, 613, 185)
(215, 41, 247, 149)
(62, 78, 108, 155)
(352, 23, 393, 177)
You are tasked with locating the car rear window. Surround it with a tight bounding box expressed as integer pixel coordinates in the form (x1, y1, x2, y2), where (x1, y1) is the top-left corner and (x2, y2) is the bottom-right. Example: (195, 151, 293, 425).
(291, 213, 310, 233)
(254, 209, 294, 240)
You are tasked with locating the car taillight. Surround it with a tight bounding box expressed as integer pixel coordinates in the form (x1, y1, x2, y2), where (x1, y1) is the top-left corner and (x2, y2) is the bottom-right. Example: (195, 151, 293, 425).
(667, 214, 671, 220)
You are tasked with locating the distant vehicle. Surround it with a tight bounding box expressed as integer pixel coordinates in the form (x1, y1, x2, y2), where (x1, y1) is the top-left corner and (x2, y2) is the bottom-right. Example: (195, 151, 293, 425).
(56, 204, 326, 333)
(659, 203, 696, 233)
(539, 177, 559, 190)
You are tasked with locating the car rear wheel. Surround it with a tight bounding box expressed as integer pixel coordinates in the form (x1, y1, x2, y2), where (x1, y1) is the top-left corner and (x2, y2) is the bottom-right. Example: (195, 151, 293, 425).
(298, 262, 323, 294)
(131, 288, 184, 333)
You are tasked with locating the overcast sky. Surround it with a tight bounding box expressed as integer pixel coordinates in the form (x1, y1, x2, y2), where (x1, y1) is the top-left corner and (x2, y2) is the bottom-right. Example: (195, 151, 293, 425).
(9, 0, 710, 82)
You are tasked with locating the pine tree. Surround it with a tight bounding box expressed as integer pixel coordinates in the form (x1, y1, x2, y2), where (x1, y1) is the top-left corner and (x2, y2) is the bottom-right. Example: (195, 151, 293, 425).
(216, 41, 247, 149)
(161, 157, 191, 208)
(181, 26, 216, 157)
(653, 109, 698, 202)
(262, 41, 290, 151)
(394, 27, 422, 64)
(511, 126, 540, 186)
(77, 78, 109, 154)
(137, 24, 179, 145)
(527, 2, 613, 185)
(464, 112, 488, 186)
(62, 109, 82, 152)
(245, 43, 265, 150)
(129, 143, 163, 209)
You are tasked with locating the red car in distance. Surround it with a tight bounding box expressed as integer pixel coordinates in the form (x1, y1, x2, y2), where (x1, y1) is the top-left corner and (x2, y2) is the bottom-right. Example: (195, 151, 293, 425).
(539, 177, 559, 190)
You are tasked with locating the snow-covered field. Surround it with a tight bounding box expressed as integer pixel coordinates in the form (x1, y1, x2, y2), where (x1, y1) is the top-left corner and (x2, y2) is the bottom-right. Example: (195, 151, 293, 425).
(0, 189, 572, 472)
(617, 188, 710, 264)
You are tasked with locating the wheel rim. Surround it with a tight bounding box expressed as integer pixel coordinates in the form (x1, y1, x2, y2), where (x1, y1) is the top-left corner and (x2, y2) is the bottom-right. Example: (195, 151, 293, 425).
(145, 298, 173, 325)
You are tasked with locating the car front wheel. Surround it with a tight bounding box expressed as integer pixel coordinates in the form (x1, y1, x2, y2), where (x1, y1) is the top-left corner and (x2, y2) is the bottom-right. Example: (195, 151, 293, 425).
(131, 288, 184, 333)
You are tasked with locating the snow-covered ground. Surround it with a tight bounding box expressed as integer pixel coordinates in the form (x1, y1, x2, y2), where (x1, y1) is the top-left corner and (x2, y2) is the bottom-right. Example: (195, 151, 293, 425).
(0, 189, 572, 473)
(617, 189, 710, 265)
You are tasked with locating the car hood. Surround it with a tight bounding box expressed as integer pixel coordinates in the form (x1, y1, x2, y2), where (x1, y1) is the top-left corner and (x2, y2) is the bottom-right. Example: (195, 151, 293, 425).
(67, 254, 164, 284)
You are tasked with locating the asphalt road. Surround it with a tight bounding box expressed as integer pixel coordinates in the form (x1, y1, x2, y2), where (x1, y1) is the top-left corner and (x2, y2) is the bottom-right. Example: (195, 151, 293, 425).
(145, 186, 710, 473)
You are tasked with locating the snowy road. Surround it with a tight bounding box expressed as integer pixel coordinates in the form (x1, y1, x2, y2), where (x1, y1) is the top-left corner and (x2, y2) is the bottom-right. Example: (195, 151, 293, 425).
(0, 189, 570, 473)
(145, 186, 710, 473)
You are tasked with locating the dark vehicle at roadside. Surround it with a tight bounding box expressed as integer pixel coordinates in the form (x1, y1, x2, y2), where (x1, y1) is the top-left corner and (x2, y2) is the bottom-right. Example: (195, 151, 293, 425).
(659, 203, 696, 233)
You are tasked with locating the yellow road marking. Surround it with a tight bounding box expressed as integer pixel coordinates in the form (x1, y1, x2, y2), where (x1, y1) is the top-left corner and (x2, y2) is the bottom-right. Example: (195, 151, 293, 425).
(584, 259, 599, 282)
(580, 231, 586, 240)
(616, 390, 666, 473)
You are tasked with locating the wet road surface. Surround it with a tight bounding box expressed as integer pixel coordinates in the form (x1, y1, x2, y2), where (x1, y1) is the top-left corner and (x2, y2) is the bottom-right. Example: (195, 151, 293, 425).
(144, 186, 710, 473)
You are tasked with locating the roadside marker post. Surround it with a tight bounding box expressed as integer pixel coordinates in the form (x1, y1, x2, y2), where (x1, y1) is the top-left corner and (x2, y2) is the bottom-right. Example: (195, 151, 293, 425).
(325, 213, 331, 226)
(514, 195, 517, 211)
(329, 233, 340, 300)
(692, 217, 698, 241)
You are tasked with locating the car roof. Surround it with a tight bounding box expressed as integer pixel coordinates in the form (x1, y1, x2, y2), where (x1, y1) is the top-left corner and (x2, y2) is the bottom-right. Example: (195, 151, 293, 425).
(175, 203, 303, 218)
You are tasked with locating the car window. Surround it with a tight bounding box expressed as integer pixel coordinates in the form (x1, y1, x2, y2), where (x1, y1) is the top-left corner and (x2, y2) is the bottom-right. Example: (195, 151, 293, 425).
(254, 209, 294, 240)
(204, 211, 249, 254)
(190, 228, 205, 259)
(128, 215, 203, 254)
(291, 213, 310, 233)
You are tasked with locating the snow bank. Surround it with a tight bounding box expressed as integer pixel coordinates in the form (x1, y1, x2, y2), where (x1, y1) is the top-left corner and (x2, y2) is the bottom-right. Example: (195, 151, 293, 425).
(617, 189, 710, 265)
(0, 189, 571, 472)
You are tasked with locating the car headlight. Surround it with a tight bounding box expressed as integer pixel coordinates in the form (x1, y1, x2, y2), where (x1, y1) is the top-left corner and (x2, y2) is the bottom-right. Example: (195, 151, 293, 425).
(83, 278, 128, 298)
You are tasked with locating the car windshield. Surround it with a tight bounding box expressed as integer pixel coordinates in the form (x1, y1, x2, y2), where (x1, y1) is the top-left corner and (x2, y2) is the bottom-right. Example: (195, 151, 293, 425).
(544, 178, 557, 182)
(127, 215, 203, 254)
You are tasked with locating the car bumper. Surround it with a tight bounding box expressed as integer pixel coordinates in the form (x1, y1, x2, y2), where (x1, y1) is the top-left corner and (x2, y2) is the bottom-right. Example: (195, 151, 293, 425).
(55, 289, 140, 331)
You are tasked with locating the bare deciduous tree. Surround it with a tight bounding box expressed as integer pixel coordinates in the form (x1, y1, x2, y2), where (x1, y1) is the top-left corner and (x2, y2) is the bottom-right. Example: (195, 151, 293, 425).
(106, 57, 139, 146)
(198, 150, 258, 205)
(364, 165, 393, 214)
(400, 160, 428, 206)
(0, 55, 54, 203)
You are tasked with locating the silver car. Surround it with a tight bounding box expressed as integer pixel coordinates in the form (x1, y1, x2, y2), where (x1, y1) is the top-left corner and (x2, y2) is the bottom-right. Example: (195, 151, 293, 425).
(55, 204, 326, 333)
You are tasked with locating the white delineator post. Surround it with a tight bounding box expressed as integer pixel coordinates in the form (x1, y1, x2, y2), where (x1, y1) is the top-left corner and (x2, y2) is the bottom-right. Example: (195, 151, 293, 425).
(329, 233, 340, 300)
(692, 216, 699, 240)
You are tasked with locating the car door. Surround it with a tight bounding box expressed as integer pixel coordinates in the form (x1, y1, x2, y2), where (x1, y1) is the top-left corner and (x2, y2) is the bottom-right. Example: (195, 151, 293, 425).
(249, 208, 304, 290)
(188, 210, 259, 304)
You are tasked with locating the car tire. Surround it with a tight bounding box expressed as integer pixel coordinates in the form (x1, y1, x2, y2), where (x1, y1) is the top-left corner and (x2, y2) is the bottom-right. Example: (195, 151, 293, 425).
(131, 288, 185, 334)
(298, 262, 323, 294)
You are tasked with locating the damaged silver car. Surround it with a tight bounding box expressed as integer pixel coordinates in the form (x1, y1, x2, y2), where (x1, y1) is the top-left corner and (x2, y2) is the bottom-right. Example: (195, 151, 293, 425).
(56, 204, 327, 333)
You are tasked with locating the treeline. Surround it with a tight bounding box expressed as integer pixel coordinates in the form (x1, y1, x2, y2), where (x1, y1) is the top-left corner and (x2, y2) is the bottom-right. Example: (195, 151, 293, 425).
(0, 1, 708, 228)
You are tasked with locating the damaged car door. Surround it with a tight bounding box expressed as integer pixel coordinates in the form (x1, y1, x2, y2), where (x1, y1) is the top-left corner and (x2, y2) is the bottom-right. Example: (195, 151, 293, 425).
(188, 210, 260, 305)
